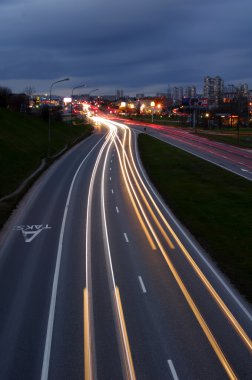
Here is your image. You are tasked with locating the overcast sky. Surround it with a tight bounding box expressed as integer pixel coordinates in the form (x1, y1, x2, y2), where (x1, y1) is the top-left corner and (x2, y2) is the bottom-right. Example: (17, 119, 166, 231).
(0, 0, 252, 96)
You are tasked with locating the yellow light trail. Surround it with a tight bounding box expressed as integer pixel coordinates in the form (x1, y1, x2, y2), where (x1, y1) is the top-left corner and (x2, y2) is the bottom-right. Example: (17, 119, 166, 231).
(98, 118, 240, 379)
(100, 132, 136, 380)
(121, 128, 175, 249)
(113, 128, 157, 250)
(84, 125, 117, 380)
(126, 127, 252, 353)
(84, 288, 91, 380)
(115, 287, 136, 380)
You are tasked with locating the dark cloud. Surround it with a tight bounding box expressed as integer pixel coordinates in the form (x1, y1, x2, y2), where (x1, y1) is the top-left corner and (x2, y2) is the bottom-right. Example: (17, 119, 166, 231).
(0, 0, 252, 95)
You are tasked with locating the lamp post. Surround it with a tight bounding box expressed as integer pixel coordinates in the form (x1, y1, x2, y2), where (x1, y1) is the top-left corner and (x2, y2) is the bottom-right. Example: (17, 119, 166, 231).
(71, 83, 87, 124)
(48, 78, 69, 157)
(151, 101, 155, 123)
(88, 88, 99, 98)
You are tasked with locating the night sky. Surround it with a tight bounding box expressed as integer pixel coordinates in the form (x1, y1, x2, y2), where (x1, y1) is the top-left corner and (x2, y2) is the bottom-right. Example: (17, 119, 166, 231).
(1, 0, 252, 96)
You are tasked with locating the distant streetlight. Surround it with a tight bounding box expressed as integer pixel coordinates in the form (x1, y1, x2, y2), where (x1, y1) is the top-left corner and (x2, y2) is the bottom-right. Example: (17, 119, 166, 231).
(71, 83, 87, 124)
(88, 88, 99, 97)
(48, 78, 69, 157)
(151, 101, 155, 123)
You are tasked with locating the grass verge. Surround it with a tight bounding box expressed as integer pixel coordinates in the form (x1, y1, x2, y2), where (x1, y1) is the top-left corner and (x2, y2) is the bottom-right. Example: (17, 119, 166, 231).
(138, 133, 252, 302)
(0, 109, 93, 227)
(197, 130, 252, 149)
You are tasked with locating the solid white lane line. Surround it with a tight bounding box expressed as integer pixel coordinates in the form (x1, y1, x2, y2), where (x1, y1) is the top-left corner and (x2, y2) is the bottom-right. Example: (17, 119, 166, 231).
(138, 276, 147, 293)
(100, 133, 136, 380)
(111, 189, 114, 194)
(41, 135, 105, 380)
(150, 134, 251, 181)
(167, 360, 179, 380)
(116, 206, 119, 213)
(124, 233, 129, 243)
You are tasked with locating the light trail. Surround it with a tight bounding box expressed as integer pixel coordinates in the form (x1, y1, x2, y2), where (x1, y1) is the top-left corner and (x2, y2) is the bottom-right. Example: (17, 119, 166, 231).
(40, 135, 105, 380)
(111, 126, 157, 250)
(126, 128, 252, 352)
(96, 117, 241, 379)
(100, 131, 136, 380)
(85, 127, 116, 380)
(121, 128, 175, 249)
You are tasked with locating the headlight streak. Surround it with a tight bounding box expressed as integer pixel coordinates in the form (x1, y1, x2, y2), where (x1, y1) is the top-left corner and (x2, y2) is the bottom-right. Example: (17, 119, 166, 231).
(100, 130, 136, 380)
(40, 134, 106, 380)
(85, 126, 117, 380)
(117, 126, 238, 379)
(127, 129, 252, 353)
(97, 118, 247, 379)
(120, 128, 175, 250)
(112, 128, 157, 250)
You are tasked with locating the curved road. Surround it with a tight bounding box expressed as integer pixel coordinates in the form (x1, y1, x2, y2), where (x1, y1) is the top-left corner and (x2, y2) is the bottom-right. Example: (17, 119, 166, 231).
(121, 119, 252, 181)
(0, 118, 251, 379)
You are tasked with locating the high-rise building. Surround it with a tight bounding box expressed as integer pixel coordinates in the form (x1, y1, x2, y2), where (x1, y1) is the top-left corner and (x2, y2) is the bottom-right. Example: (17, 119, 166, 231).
(184, 86, 196, 98)
(203, 76, 224, 106)
(239, 83, 249, 97)
(172, 86, 183, 103)
(116, 89, 124, 98)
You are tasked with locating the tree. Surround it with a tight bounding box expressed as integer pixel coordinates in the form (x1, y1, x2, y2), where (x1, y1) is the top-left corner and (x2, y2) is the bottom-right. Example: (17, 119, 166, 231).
(24, 85, 36, 97)
(0, 86, 12, 108)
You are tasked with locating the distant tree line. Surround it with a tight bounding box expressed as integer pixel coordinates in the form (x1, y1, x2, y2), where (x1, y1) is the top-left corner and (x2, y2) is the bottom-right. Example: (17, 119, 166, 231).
(0, 85, 63, 122)
(0, 86, 27, 112)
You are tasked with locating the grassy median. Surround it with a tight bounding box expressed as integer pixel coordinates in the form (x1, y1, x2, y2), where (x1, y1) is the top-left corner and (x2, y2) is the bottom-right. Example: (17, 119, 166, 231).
(0, 109, 92, 227)
(138, 133, 252, 301)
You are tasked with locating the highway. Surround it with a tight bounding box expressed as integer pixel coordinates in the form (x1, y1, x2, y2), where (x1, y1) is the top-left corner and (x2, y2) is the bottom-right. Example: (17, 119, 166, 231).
(123, 120, 252, 181)
(0, 117, 251, 379)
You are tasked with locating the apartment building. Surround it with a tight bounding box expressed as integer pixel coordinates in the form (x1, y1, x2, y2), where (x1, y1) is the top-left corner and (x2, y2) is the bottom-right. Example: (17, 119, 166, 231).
(203, 76, 224, 106)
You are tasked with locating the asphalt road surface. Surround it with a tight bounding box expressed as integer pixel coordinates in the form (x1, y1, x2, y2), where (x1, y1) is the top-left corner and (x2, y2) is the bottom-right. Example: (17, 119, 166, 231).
(124, 120, 252, 181)
(0, 118, 251, 380)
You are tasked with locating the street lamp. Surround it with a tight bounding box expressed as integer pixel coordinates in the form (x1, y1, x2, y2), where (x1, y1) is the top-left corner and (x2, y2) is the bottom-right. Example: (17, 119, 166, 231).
(151, 101, 155, 123)
(71, 83, 87, 124)
(88, 88, 99, 97)
(48, 78, 69, 157)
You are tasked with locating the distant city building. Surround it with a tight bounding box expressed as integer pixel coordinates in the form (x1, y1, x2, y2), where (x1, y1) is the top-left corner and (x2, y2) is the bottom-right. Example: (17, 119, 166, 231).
(172, 86, 183, 104)
(248, 90, 252, 116)
(136, 93, 144, 98)
(116, 89, 124, 98)
(239, 83, 249, 97)
(184, 86, 196, 98)
(101, 95, 117, 101)
(203, 76, 224, 106)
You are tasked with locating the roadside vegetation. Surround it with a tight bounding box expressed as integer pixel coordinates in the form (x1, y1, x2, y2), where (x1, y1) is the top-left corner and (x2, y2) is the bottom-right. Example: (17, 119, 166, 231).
(197, 128, 252, 149)
(138, 134, 252, 301)
(0, 109, 92, 227)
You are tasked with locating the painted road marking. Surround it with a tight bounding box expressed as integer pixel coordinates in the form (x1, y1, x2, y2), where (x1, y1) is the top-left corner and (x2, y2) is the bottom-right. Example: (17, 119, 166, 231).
(110, 167, 112, 171)
(116, 206, 119, 213)
(111, 189, 114, 194)
(241, 168, 249, 172)
(41, 135, 105, 380)
(167, 360, 179, 380)
(124, 233, 129, 243)
(138, 276, 147, 293)
(110, 177, 112, 181)
(14, 224, 51, 243)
